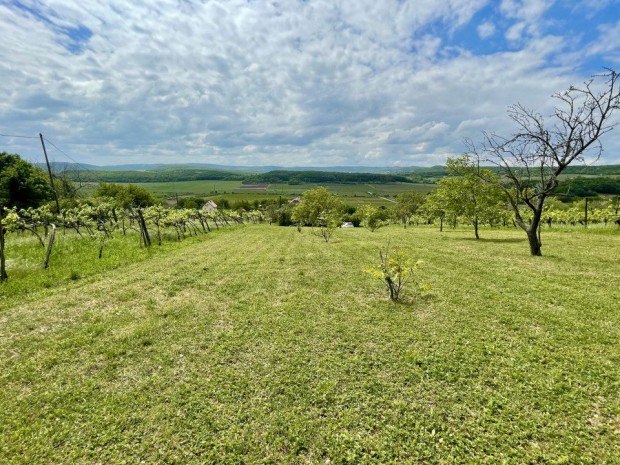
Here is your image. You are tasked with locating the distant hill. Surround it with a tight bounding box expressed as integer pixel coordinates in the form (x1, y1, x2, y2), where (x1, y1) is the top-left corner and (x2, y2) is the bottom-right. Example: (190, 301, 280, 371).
(39, 162, 620, 190)
(41, 162, 433, 174)
(58, 168, 245, 183)
(242, 170, 414, 185)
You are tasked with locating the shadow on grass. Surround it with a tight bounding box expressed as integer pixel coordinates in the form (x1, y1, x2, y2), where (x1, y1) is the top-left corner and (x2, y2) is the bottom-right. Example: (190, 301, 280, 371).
(459, 237, 527, 244)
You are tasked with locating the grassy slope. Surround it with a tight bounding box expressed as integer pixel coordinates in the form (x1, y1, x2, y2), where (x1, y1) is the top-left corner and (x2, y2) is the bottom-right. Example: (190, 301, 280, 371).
(1, 226, 619, 464)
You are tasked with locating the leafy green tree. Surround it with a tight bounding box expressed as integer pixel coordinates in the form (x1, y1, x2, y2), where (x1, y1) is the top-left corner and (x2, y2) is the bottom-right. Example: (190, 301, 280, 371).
(432, 156, 507, 239)
(356, 204, 389, 232)
(393, 191, 426, 228)
(177, 197, 205, 210)
(0, 153, 55, 283)
(0, 152, 54, 210)
(94, 182, 158, 208)
(420, 189, 451, 231)
(291, 186, 343, 227)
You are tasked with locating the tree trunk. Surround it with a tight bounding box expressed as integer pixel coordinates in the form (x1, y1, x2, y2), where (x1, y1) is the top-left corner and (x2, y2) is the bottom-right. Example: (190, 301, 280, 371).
(526, 228, 542, 256)
(474, 218, 479, 240)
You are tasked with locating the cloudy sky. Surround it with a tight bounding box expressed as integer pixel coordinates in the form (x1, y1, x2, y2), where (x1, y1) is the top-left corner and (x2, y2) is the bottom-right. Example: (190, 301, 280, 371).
(1, 0, 619, 167)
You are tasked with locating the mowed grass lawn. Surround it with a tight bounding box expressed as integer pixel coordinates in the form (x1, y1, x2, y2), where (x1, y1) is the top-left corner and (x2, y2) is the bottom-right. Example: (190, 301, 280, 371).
(1, 225, 619, 464)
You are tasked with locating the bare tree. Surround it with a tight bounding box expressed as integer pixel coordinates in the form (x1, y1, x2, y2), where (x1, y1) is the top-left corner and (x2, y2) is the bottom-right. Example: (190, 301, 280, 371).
(467, 69, 620, 255)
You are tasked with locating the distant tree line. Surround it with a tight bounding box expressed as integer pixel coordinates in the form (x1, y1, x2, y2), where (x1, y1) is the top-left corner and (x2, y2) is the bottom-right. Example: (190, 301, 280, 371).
(242, 170, 414, 185)
(64, 168, 245, 183)
(554, 176, 620, 198)
(561, 165, 620, 176)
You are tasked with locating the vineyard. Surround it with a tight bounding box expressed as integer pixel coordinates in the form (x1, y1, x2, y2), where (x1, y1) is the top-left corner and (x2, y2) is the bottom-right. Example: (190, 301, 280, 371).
(1, 190, 619, 286)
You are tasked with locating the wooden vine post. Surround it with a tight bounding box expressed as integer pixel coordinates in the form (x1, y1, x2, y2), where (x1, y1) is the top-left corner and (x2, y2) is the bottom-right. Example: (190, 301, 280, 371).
(136, 208, 151, 247)
(43, 224, 56, 269)
(0, 211, 7, 282)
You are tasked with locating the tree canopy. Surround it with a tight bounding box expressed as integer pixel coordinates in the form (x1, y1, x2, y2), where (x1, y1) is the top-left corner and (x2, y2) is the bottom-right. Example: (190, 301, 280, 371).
(94, 182, 159, 209)
(291, 186, 343, 226)
(0, 152, 54, 210)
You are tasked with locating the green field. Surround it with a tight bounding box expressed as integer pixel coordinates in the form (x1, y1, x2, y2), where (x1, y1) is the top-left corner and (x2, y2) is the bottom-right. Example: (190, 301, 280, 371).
(79, 181, 434, 206)
(1, 224, 619, 463)
(148, 181, 433, 206)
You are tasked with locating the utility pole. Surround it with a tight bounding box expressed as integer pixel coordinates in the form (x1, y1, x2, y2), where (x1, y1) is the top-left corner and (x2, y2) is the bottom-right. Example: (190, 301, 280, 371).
(39, 133, 61, 213)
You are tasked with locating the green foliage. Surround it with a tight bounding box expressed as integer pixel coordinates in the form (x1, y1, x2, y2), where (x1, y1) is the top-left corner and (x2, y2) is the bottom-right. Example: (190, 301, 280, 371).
(315, 211, 341, 242)
(291, 186, 344, 227)
(267, 204, 293, 226)
(366, 241, 427, 301)
(554, 176, 620, 197)
(430, 156, 509, 238)
(243, 170, 415, 185)
(401, 165, 449, 181)
(0, 152, 54, 209)
(393, 190, 426, 227)
(227, 198, 281, 212)
(214, 197, 231, 209)
(0, 201, 242, 297)
(562, 164, 620, 175)
(176, 196, 206, 209)
(356, 204, 389, 232)
(94, 182, 159, 208)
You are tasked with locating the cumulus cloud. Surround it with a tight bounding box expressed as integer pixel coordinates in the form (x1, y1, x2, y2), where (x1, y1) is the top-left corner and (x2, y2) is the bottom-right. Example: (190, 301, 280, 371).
(477, 21, 497, 39)
(0, 0, 618, 166)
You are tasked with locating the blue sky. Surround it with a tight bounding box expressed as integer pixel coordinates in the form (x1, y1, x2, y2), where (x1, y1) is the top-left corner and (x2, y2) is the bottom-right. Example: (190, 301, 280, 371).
(1, 0, 619, 167)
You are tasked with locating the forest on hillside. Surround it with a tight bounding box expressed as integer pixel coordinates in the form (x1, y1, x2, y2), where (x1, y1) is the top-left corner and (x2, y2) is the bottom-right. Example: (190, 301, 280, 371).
(241, 170, 415, 184)
(35, 159, 620, 197)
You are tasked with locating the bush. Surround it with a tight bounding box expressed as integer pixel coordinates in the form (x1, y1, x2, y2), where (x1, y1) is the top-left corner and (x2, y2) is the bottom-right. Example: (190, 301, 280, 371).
(366, 242, 428, 301)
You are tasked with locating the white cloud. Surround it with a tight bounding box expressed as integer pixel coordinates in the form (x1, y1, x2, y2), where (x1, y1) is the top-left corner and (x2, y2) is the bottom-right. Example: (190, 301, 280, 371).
(477, 21, 497, 39)
(500, 0, 552, 21)
(0, 0, 618, 167)
(499, 0, 554, 43)
(505, 21, 526, 41)
(587, 20, 620, 62)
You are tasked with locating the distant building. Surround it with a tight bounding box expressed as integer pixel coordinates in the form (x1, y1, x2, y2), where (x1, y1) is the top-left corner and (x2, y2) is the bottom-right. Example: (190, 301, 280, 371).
(289, 196, 302, 205)
(201, 200, 218, 212)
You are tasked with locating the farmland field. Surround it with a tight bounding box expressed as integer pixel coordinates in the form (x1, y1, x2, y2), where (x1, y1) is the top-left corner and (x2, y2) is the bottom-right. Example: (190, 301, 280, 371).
(78, 181, 434, 206)
(160, 181, 433, 206)
(1, 224, 619, 463)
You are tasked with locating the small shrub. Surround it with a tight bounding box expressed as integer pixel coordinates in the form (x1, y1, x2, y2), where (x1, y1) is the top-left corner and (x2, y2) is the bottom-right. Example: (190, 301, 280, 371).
(366, 241, 428, 301)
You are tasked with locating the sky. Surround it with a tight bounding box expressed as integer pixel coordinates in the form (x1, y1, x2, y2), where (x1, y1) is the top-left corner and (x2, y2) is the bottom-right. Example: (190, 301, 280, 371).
(1, 0, 620, 168)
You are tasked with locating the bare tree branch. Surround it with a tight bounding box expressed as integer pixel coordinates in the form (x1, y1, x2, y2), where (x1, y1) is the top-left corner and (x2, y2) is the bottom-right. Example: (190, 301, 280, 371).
(466, 69, 620, 255)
